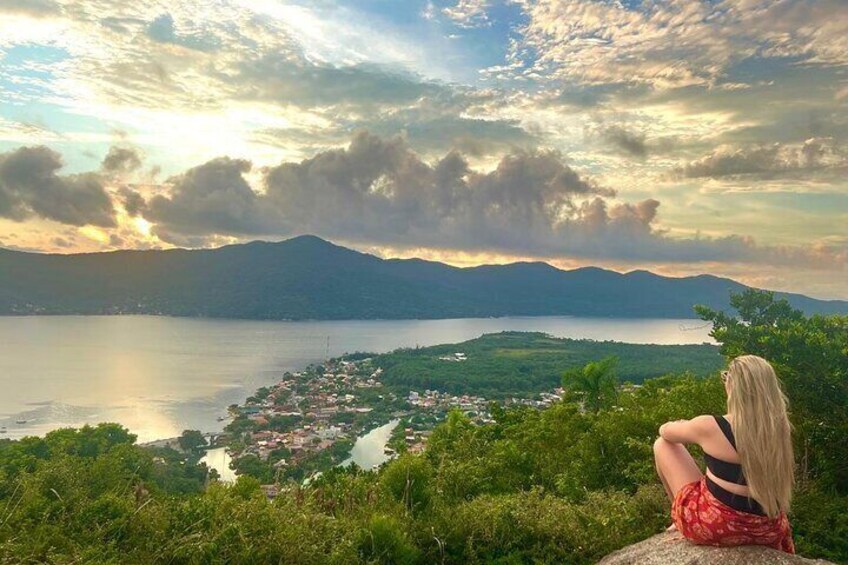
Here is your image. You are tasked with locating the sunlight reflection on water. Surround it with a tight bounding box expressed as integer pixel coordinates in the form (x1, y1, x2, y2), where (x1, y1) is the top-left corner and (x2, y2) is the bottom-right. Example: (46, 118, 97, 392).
(0, 315, 712, 442)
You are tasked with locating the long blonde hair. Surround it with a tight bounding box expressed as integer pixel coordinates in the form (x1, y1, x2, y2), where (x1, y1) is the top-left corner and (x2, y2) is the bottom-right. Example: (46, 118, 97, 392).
(726, 355, 794, 518)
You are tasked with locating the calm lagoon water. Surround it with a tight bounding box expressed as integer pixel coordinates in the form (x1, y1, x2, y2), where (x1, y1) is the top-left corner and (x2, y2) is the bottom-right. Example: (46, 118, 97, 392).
(200, 447, 237, 482)
(0, 315, 712, 442)
(341, 419, 401, 471)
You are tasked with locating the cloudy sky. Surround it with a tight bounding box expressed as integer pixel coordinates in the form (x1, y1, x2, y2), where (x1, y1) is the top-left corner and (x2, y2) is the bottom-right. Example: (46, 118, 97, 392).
(1, 0, 846, 299)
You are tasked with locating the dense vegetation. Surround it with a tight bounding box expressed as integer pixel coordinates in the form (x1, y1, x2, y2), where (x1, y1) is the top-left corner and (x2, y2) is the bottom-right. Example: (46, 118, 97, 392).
(375, 332, 722, 397)
(3, 235, 847, 319)
(0, 290, 845, 563)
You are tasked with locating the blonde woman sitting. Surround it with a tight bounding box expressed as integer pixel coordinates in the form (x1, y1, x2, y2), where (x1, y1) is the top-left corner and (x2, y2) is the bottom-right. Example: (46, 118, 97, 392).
(653, 355, 795, 553)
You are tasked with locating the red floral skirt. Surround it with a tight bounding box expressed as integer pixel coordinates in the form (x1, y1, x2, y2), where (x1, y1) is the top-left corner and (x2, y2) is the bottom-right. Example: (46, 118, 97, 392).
(672, 477, 794, 554)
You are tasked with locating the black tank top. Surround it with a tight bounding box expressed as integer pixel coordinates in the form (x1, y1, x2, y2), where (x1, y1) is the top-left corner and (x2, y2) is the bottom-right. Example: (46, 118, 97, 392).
(703, 415, 746, 485)
(703, 415, 766, 515)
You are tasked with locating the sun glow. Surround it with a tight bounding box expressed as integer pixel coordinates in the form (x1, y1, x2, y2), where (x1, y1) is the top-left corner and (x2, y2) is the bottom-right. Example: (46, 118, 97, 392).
(79, 226, 110, 244)
(134, 217, 152, 237)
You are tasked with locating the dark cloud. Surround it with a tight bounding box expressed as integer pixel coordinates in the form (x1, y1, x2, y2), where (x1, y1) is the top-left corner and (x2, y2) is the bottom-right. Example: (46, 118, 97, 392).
(0, 146, 116, 227)
(142, 131, 616, 250)
(12, 134, 833, 269)
(146, 13, 176, 42)
(101, 146, 142, 175)
(546, 83, 650, 110)
(118, 187, 146, 217)
(142, 130, 773, 263)
(601, 125, 648, 158)
(674, 144, 785, 178)
(671, 139, 848, 179)
(143, 157, 278, 244)
(141, 131, 845, 269)
(259, 131, 615, 247)
(250, 91, 537, 161)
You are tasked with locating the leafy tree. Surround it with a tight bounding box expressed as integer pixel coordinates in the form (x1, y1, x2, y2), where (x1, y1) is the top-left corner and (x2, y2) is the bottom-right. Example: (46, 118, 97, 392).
(562, 356, 619, 413)
(358, 514, 420, 564)
(178, 429, 206, 453)
(380, 454, 433, 515)
(231, 454, 274, 483)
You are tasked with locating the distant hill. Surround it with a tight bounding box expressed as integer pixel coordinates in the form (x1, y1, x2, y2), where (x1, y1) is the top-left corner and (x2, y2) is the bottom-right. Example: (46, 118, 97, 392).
(1, 235, 846, 319)
(373, 331, 724, 397)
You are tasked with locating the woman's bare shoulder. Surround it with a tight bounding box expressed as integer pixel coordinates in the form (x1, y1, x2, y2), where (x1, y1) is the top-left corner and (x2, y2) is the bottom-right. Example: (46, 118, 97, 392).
(689, 415, 724, 444)
(689, 415, 718, 431)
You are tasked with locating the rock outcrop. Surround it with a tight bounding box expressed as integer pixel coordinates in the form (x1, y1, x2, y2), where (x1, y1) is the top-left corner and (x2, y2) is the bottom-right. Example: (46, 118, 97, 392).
(598, 531, 835, 565)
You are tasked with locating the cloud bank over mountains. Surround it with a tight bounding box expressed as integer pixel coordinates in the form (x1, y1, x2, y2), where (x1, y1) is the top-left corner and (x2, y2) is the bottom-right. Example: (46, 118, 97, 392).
(3, 132, 843, 278)
(0, 146, 115, 227)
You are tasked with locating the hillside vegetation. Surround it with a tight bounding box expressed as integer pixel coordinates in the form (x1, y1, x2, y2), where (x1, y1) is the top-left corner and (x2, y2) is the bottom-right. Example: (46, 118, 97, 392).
(375, 332, 722, 397)
(2, 235, 847, 319)
(0, 291, 845, 563)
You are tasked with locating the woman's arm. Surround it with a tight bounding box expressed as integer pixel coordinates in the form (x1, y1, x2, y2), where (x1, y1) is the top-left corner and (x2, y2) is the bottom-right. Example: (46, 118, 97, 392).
(659, 415, 714, 445)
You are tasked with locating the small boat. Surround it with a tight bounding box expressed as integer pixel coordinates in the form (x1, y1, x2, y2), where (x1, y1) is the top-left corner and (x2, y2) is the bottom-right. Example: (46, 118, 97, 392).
(216, 416, 228, 422)
(15, 419, 27, 425)
(0, 427, 6, 434)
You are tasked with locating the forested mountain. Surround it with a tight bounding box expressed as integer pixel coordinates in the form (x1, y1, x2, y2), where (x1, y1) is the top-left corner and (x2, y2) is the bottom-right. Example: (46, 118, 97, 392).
(1, 235, 845, 319)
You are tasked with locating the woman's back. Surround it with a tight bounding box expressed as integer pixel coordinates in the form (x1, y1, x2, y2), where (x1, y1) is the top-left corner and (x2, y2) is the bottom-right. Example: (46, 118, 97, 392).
(700, 414, 750, 498)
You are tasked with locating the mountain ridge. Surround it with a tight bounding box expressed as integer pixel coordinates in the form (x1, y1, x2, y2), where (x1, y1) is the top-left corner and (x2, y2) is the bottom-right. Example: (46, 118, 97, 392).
(1, 234, 846, 319)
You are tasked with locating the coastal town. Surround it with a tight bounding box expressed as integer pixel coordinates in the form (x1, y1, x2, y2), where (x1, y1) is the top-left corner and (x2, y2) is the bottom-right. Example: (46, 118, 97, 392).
(221, 354, 566, 483)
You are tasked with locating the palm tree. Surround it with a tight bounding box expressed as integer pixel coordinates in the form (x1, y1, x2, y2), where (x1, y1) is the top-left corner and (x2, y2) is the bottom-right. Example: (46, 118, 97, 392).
(561, 356, 619, 413)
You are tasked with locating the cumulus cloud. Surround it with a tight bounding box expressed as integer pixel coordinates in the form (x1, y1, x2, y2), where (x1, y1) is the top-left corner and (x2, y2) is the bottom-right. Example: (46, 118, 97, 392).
(261, 131, 616, 248)
(101, 146, 142, 175)
(140, 131, 614, 248)
(0, 146, 116, 227)
(118, 186, 146, 217)
(137, 131, 846, 270)
(143, 157, 278, 244)
(672, 139, 848, 179)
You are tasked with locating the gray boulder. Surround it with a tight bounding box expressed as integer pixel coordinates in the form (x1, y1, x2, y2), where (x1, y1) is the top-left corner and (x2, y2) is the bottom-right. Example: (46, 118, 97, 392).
(598, 531, 834, 565)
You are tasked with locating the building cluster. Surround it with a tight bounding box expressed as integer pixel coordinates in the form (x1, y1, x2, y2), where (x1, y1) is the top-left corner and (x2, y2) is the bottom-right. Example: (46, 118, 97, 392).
(506, 388, 565, 409)
(241, 424, 346, 467)
(401, 426, 432, 455)
(231, 358, 386, 467)
(228, 355, 569, 477)
(437, 352, 467, 362)
(406, 389, 494, 423)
